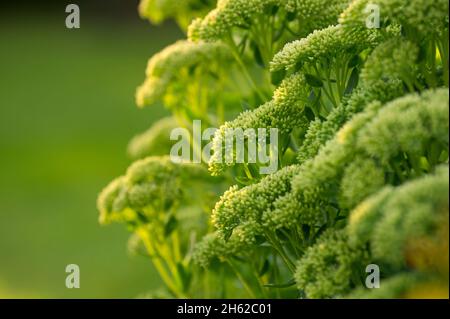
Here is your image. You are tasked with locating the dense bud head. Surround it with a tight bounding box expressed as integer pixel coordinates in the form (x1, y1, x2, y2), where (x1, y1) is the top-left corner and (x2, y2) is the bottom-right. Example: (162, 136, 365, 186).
(139, 0, 216, 29)
(296, 78, 404, 165)
(192, 221, 261, 267)
(293, 89, 448, 222)
(191, 232, 225, 267)
(136, 40, 231, 108)
(294, 0, 351, 36)
(339, 157, 385, 209)
(371, 166, 449, 268)
(188, 0, 351, 42)
(188, 0, 292, 41)
(347, 165, 449, 269)
(356, 89, 449, 164)
(339, 0, 449, 37)
(97, 157, 212, 225)
(271, 25, 379, 73)
(212, 165, 301, 236)
(97, 176, 133, 225)
(127, 232, 146, 257)
(262, 193, 301, 229)
(139, 0, 184, 24)
(348, 272, 422, 298)
(347, 186, 392, 246)
(295, 229, 368, 298)
(291, 99, 380, 196)
(208, 73, 309, 175)
(100, 0, 449, 299)
(361, 38, 419, 87)
(128, 117, 181, 159)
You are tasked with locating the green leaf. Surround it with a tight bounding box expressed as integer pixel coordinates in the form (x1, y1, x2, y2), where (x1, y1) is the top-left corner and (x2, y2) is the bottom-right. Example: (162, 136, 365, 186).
(308, 89, 321, 106)
(176, 263, 192, 292)
(305, 73, 323, 87)
(163, 198, 175, 211)
(273, 27, 285, 42)
(164, 215, 178, 237)
(417, 45, 427, 62)
(238, 35, 248, 55)
(314, 223, 328, 239)
(344, 67, 359, 95)
(263, 4, 279, 15)
(294, 61, 303, 73)
(223, 229, 233, 241)
(230, 255, 246, 263)
(264, 278, 296, 288)
(307, 89, 322, 118)
(208, 71, 220, 80)
(136, 211, 149, 224)
(259, 259, 271, 276)
(188, 63, 198, 76)
(286, 11, 296, 21)
(241, 100, 252, 111)
(235, 176, 253, 186)
(348, 54, 362, 68)
(304, 106, 316, 122)
(301, 224, 311, 240)
(271, 5, 280, 15)
(271, 69, 286, 86)
(251, 42, 265, 68)
(255, 235, 267, 245)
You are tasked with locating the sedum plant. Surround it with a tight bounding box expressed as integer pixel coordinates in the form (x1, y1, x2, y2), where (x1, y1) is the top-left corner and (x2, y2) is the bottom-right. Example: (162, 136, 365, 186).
(98, 0, 449, 298)
(139, 0, 217, 30)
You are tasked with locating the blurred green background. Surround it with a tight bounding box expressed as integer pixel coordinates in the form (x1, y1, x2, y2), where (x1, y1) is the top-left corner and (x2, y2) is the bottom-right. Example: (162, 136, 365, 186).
(0, 1, 183, 298)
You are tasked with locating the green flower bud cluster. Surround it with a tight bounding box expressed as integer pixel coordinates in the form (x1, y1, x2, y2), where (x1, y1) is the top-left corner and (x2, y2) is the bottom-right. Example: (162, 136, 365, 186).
(295, 229, 369, 298)
(347, 273, 422, 299)
(128, 117, 182, 160)
(360, 38, 419, 89)
(211, 165, 301, 237)
(139, 0, 216, 30)
(293, 88, 449, 212)
(339, 0, 449, 37)
(339, 157, 385, 209)
(297, 78, 404, 164)
(293, 0, 351, 36)
(270, 25, 379, 73)
(348, 165, 449, 269)
(188, 0, 350, 42)
(357, 88, 449, 164)
(97, 156, 210, 225)
(188, 0, 294, 41)
(210, 88, 448, 256)
(101, 0, 449, 298)
(136, 40, 232, 108)
(208, 73, 310, 176)
(192, 220, 261, 267)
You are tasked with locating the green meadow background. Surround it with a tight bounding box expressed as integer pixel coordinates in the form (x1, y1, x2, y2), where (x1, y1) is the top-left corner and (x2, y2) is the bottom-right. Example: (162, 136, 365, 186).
(0, 1, 183, 298)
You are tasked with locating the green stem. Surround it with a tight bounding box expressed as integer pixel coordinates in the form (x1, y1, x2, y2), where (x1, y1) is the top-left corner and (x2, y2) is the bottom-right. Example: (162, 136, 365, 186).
(226, 259, 259, 298)
(313, 63, 338, 109)
(272, 255, 282, 298)
(243, 162, 254, 180)
(281, 229, 302, 259)
(172, 231, 182, 262)
(153, 235, 186, 295)
(264, 230, 296, 273)
(226, 33, 268, 102)
(137, 229, 187, 298)
(437, 32, 449, 87)
(250, 258, 269, 298)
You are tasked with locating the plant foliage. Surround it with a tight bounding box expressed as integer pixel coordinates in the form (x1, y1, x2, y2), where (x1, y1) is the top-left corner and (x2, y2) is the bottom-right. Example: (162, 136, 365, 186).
(98, 0, 449, 298)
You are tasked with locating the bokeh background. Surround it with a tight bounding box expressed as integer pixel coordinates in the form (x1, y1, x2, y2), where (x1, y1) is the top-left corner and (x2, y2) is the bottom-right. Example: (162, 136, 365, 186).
(0, 0, 183, 298)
